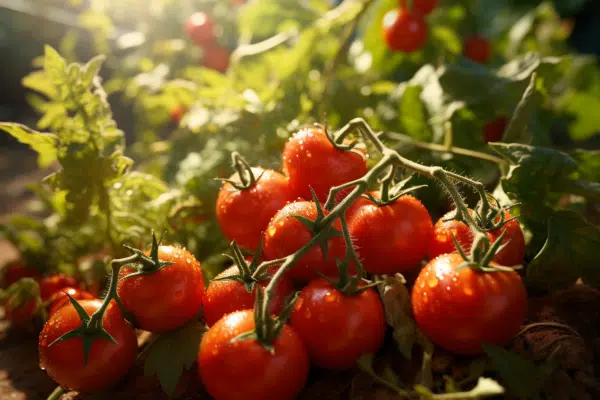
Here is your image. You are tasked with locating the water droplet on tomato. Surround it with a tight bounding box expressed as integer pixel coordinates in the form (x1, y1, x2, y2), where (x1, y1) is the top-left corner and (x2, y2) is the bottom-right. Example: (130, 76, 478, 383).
(463, 287, 474, 296)
(212, 349, 219, 356)
(428, 278, 438, 288)
(268, 226, 277, 236)
(306, 152, 312, 158)
(446, 286, 451, 291)
(324, 292, 336, 303)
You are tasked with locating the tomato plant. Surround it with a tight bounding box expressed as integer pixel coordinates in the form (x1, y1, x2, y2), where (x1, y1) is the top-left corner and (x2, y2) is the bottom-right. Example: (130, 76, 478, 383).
(38, 299, 138, 392)
(382, 8, 428, 53)
(290, 278, 386, 370)
(184, 12, 216, 46)
(39, 274, 80, 302)
(47, 287, 96, 316)
(198, 310, 310, 400)
(117, 245, 205, 333)
(412, 253, 528, 355)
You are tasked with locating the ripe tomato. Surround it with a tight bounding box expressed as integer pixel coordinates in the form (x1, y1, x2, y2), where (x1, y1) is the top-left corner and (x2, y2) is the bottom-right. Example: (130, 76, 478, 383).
(1, 261, 40, 288)
(39, 299, 138, 392)
(290, 278, 386, 370)
(412, 253, 527, 355)
(412, 0, 438, 15)
(347, 193, 434, 273)
(203, 265, 294, 327)
(203, 45, 230, 73)
(483, 116, 508, 143)
(429, 210, 526, 267)
(216, 168, 294, 251)
(184, 12, 215, 46)
(282, 127, 368, 203)
(39, 274, 79, 302)
(383, 8, 428, 53)
(263, 201, 348, 281)
(463, 36, 491, 64)
(4, 298, 37, 325)
(170, 105, 185, 124)
(117, 246, 205, 333)
(48, 287, 96, 316)
(198, 310, 310, 400)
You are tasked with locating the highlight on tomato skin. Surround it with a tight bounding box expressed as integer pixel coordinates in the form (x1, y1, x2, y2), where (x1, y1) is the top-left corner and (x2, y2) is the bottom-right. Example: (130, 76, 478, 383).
(39, 274, 80, 302)
(47, 287, 96, 316)
(184, 12, 216, 47)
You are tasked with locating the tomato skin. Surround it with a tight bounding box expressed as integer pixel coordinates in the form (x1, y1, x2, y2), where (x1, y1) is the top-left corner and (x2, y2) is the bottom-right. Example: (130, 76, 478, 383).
(282, 127, 368, 203)
(290, 278, 386, 370)
(347, 194, 434, 273)
(48, 287, 96, 316)
(5, 298, 37, 325)
(483, 116, 508, 143)
(203, 265, 295, 327)
(39, 299, 138, 392)
(216, 168, 294, 251)
(1, 261, 40, 288)
(412, 0, 438, 15)
(383, 8, 428, 53)
(184, 12, 215, 46)
(429, 210, 526, 267)
(412, 253, 527, 355)
(39, 274, 80, 302)
(198, 310, 309, 400)
(203, 45, 230, 73)
(463, 36, 491, 64)
(263, 201, 348, 281)
(117, 246, 205, 333)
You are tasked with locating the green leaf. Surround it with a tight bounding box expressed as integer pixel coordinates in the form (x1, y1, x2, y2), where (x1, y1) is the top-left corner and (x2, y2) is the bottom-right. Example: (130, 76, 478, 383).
(502, 73, 540, 144)
(397, 85, 433, 142)
(144, 321, 206, 397)
(415, 377, 505, 399)
(81, 55, 106, 87)
(561, 92, 600, 142)
(571, 149, 600, 182)
(483, 343, 553, 400)
(527, 211, 600, 291)
(0, 123, 58, 167)
(44, 45, 68, 83)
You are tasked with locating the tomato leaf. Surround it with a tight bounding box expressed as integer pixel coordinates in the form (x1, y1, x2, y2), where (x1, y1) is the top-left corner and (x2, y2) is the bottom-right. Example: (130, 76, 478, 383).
(0, 123, 58, 168)
(415, 377, 505, 399)
(501, 73, 540, 144)
(143, 321, 207, 397)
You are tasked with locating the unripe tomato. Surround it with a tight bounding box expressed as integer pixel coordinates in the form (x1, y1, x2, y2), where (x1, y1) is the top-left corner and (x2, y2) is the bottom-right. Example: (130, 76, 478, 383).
(383, 8, 428, 53)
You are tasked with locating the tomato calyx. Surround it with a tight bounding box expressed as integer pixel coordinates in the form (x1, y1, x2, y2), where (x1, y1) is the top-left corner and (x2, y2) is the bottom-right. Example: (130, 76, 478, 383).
(451, 229, 522, 272)
(120, 231, 175, 278)
(217, 151, 265, 191)
(212, 239, 268, 294)
(364, 169, 427, 206)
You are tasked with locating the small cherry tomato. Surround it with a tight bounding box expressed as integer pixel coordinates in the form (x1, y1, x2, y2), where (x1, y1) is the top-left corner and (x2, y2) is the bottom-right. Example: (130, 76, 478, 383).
(48, 287, 96, 316)
(412, 0, 438, 15)
(282, 126, 368, 203)
(383, 8, 428, 53)
(198, 310, 310, 400)
(290, 278, 386, 370)
(117, 245, 205, 333)
(203, 45, 230, 73)
(463, 36, 491, 64)
(1, 261, 40, 288)
(170, 105, 185, 124)
(412, 253, 527, 355)
(347, 193, 434, 273)
(39, 299, 138, 392)
(216, 167, 294, 251)
(39, 274, 79, 302)
(184, 12, 215, 46)
(483, 116, 508, 143)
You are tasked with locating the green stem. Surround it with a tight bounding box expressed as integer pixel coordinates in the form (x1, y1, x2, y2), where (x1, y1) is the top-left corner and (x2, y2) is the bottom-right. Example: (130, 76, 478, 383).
(47, 386, 66, 400)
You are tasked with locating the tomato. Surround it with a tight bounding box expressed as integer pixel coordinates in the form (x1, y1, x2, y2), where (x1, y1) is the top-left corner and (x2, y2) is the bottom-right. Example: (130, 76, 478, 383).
(290, 278, 386, 370)
(429, 210, 526, 267)
(463, 36, 491, 64)
(198, 310, 310, 400)
(170, 105, 185, 124)
(383, 8, 428, 53)
(48, 287, 96, 316)
(412, 0, 438, 15)
(263, 201, 349, 281)
(1, 261, 40, 288)
(282, 127, 368, 203)
(4, 298, 37, 325)
(483, 116, 508, 143)
(412, 253, 527, 355)
(203, 265, 295, 327)
(347, 193, 433, 273)
(39, 299, 138, 392)
(203, 45, 230, 73)
(184, 12, 215, 46)
(117, 245, 205, 333)
(39, 274, 79, 302)
(216, 168, 294, 251)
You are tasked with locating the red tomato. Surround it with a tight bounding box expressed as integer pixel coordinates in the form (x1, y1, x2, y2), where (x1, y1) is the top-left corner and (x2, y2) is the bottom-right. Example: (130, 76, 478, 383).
(290, 278, 386, 370)
(170, 105, 185, 124)
(48, 287, 96, 316)
(184, 12, 215, 46)
(412, 0, 438, 15)
(39, 299, 138, 392)
(1, 261, 40, 288)
(282, 127, 368, 203)
(383, 8, 428, 53)
(412, 253, 527, 355)
(198, 310, 310, 400)
(216, 168, 294, 251)
(429, 210, 526, 267)
(39, 274, 79, 302)
(483, 116, 508, 143)
(117, 246, 205, 333)
(203, 264, 294, 327)
(347, 193, 434, 273)
(263, 201, 349, 281)
(203, 45, 230, 73)
(463, 36, 491, 64)
(4, 298, 37, 325)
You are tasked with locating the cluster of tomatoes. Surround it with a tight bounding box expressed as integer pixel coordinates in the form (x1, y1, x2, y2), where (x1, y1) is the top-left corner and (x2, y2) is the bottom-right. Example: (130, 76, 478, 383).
(184, 12, 230, 74)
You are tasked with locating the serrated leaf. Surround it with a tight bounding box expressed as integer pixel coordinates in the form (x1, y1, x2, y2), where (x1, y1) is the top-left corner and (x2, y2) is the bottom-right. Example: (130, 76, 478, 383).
(44, 45, 67, 83)
(144, 321, 206, 396)
(0, 123, 58, 167)
(502, 73, 539, 144)
(81, 55, 106, 87)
